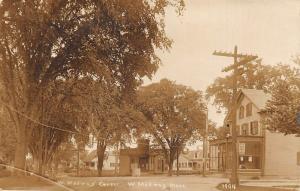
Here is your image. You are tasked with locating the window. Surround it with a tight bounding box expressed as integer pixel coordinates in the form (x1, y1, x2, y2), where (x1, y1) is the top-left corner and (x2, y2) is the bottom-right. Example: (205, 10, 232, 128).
(241, 123, 249, 136)
(236, 125, 240, 135)
(110, 163, 116, 167)
(239, 106, 245, 119)
(188, 162, 192, 168)
(194, 153, 198, 159)
(238, 142, 262, 169)
(297, 152, 300, 166)
(246, 103, 252, 117)
(250, 121, 259, 135)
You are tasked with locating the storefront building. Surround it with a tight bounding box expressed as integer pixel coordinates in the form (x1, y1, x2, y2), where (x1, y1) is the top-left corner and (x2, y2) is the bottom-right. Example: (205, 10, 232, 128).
(209, 89, 300, 177)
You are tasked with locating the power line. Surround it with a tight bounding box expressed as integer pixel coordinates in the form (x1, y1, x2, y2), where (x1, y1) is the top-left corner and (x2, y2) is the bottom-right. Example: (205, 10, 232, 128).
(0, 98, 90, 136)
(0, 99, 206, 148)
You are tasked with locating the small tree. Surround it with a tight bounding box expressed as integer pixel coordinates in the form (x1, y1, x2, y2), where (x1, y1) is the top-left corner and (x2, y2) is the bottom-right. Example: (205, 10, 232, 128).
(27, 79, 86, 175)
(263, 80, 300, 135)
(137, 79, 206, 176)
(262, 58, 300, 135)
(75, 78, 146, 176)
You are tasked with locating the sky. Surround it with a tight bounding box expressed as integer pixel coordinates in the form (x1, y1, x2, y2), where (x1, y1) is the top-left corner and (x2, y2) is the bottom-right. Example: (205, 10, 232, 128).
(144, 0, 300, 127)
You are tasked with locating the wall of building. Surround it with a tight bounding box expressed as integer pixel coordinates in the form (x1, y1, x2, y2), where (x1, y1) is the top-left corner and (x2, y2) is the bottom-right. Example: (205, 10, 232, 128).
(119, 155, 131, 176)
(153, 155, 168, 173)
(236, 96, 262, 136)
(89, 154, 117, 171)
(104, 155, 117, 170)
(264, 131, 300, 177)
(220, 91, 300, 177)
(173, 155, 193, 171)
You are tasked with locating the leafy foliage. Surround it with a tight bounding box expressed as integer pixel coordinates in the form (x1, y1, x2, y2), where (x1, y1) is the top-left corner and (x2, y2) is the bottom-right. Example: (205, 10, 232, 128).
(0, 0, 185, 170)
(137, 79, 206, 175)
(206, 62, 298, 110)
(262, 62, 300, 135)
(27, 79, 88, 174)
(62, 76, 149, 176)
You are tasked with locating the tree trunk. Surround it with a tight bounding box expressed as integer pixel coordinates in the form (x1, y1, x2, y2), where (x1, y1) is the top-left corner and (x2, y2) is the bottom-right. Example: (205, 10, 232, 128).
(167, 149, 176, 176)
(96, 140, 106, 177)
(14, 90, 40, 175)
(14, 125, 26, 175)
(38, 139, 44, 175)
(168, 158, 174, 176)
(33, 157, 39, 172)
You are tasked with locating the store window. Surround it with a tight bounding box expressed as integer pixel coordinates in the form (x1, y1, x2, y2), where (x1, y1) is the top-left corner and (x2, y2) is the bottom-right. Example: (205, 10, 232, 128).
(246, 103, 252, 117)
(239, 106, 245, 119)
(238, 142, 261, 169)
(250, 121, 259, 135)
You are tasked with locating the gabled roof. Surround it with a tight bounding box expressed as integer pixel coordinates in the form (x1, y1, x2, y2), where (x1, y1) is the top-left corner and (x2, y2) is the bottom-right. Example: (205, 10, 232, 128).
(181, 150, 203, 161)
(238, 89, 271, 110)
(84, 150, 97, 162)
(84, 150, 115, 162)
(224, 88, 271, 123)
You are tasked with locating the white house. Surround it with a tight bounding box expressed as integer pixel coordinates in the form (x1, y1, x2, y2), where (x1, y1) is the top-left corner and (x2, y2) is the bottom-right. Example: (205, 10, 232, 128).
(173, 150, 203, 171)
(84, 150, 118, 171)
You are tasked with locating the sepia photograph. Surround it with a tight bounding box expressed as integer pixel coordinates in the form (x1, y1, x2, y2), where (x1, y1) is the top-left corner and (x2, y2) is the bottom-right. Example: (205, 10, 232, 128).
(0, 0, 299, 190)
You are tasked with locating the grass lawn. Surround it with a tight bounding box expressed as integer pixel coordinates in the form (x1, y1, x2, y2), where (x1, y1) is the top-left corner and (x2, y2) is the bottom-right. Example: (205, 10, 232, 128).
(0, 175, 52, 188)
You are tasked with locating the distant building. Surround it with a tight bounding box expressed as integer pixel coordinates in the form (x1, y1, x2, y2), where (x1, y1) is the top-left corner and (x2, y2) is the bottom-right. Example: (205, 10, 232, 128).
(173, 150, 203, 171)
(119, 139, 152, 175)
(119, 139, 204, 175)
(85, 140, 205, 176)
(209, 89, 300, 177)
(84, 150, 118, 171)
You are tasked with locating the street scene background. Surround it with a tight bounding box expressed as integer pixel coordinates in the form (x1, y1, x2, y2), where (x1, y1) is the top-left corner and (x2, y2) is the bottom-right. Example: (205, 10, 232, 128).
(0, 0, 299, 191)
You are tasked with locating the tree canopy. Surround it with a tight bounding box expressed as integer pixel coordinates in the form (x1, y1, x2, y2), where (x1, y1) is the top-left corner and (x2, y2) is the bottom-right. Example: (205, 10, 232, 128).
(73, 77, 147, 176)
(137, 79, 206, 176)
(262, 60, 300, 135)
(206, 62, 298, 110)
(0, 0, 185, 171)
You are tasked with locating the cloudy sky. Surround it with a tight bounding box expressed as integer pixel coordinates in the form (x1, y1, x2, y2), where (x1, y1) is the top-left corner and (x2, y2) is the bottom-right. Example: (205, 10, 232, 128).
(145, 0, 300, 127)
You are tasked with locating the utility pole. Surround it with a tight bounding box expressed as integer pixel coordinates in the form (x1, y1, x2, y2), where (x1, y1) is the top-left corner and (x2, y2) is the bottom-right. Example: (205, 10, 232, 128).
(176, 146, 179, 176)
(77, 143, 80, 176)
(213, 46, 258, 186)
(202, 108, 208, 177)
